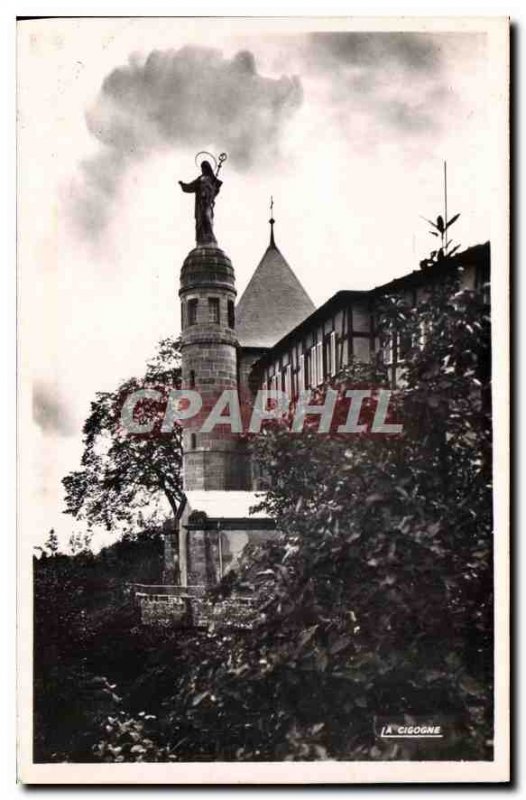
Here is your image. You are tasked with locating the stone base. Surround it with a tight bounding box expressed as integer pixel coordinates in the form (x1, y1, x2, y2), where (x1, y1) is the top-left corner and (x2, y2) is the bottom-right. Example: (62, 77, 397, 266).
(134, 585, 259, 630)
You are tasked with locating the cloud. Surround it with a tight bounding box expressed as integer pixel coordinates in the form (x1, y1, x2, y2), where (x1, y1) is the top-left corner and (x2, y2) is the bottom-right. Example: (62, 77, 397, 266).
(308, 32, 443, 74)
(72, 47, 302, 237)
(304, 32, 449, 136)
(33, 382, 76, 437)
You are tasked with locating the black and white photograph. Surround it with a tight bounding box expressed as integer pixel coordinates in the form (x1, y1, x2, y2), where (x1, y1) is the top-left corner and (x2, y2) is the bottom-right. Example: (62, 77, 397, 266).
(16, 15, 509, 784)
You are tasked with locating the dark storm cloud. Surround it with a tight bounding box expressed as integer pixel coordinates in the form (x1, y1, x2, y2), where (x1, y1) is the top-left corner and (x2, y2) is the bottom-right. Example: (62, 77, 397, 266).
(306, 32, 446, 135)
(33, 383, 75, 437)
(308, 32, 442, 74)
(73, 47, 302, 237)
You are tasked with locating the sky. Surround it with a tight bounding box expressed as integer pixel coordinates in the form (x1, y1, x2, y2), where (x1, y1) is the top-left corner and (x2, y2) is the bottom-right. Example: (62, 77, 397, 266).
(18, 17, 492, 550)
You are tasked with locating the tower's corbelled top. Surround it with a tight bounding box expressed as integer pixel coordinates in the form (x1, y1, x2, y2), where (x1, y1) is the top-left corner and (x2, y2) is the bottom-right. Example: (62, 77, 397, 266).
(180, 245, 236, 296)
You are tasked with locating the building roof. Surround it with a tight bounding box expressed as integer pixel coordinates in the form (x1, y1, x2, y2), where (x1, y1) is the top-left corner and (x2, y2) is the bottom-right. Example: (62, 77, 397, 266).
(255, 289, 368, 367)
(254, 242, 490, 367)
(371, 241, 490, 296)
(183, 491, 271, 520)
(235, 233, 316, 348)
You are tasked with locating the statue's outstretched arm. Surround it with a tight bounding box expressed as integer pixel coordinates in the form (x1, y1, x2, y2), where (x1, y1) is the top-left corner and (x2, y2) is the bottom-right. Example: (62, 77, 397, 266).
(179, 179, 199, 193)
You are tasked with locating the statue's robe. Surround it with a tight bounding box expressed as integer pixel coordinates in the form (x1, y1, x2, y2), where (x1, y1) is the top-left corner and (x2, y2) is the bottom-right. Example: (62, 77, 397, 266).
(180, 174, 222, 246)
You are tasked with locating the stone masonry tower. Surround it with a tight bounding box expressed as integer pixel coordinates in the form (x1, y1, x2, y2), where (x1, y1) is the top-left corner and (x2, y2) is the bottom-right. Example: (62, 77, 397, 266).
(156, 164, 280, 591)
(179, 243, 249, 490)
(178, 157, 249, 492)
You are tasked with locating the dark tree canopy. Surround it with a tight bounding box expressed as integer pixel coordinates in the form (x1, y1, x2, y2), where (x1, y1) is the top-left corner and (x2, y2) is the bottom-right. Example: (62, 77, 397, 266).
(63, 337, 184, 531)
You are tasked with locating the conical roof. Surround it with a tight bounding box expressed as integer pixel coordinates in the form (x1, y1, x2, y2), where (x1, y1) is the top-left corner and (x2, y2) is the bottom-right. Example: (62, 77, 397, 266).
(236, 238, 315, 348)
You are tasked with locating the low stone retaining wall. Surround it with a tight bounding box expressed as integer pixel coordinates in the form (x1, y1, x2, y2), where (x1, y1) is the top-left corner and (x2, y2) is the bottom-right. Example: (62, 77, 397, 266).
(133, 584, 259, 630)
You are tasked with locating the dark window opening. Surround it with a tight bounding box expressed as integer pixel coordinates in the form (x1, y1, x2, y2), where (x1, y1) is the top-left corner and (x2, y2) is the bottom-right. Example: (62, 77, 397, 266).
(398, 330, 412, 361)
(190, 433, 197, 450)
(188, 299, 198, 326)
(189, 370, 195, 389)
(228, 300, 235, 329)
(208, 297, 220, 324)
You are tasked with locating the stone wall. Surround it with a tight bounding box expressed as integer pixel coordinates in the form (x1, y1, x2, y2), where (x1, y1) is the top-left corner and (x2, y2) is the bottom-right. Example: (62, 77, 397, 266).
(135, 587, 259, 630)
(183, 447, 251, 491)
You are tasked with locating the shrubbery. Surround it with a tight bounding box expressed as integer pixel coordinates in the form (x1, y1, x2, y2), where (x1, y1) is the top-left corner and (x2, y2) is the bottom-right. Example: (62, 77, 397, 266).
(35, 277, 493, 762)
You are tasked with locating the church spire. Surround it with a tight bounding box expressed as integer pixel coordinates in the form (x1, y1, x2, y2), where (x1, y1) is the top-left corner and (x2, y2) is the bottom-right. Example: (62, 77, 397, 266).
(269, 195, 276, 249)
(236, 201, 316, 348)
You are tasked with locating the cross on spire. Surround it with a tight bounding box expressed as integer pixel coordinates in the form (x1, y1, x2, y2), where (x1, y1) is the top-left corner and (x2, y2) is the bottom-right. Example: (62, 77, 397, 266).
(269, 195, 276, 248)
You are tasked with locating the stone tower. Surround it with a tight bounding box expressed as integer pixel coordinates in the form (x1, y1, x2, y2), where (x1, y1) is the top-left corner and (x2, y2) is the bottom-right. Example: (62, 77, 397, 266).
(179, 244, 249, 491)
(169, 162, 275, 590)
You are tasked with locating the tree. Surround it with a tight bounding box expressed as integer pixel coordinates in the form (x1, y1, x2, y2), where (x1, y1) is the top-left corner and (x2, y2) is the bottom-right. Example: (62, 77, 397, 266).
(68, 531, 94, 555)
(62, 337, 184, 533)
(33, 529, 165, 762)
(44, 528, 59, 555)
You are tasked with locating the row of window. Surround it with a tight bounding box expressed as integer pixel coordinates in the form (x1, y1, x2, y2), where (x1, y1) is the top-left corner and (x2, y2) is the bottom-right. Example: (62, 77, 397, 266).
(382, 320, 432, 365)
(266, 322, 425, 394)
(265, 318, 435, 394)
(184, 298, 235, 328)
(266, 331, 340, 396)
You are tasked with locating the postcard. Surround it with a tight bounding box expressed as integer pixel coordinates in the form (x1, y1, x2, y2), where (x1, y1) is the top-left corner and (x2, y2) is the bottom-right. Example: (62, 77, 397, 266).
(17, 15, 509, 784)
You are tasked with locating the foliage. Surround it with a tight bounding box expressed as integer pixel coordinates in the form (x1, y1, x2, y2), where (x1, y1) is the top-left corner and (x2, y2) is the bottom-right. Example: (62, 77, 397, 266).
(37, 268, 493, 763)
(33, 530, 164, 761)
(136, 274, 492, 762)
(93, 712, 173, 763)
(62, 337, 184, 531)
(420, 212, 461, 268)
(40, 528, 59, 556)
